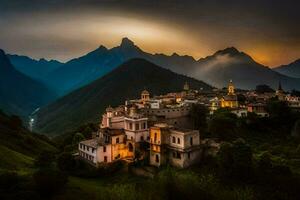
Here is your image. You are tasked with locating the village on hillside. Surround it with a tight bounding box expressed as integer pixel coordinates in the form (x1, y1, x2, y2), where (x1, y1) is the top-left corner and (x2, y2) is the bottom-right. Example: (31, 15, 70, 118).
(78, 80, 300, 168)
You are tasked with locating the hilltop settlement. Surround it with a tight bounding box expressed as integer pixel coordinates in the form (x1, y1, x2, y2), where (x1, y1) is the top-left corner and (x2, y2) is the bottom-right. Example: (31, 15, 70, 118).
(78, 80, 300, 168)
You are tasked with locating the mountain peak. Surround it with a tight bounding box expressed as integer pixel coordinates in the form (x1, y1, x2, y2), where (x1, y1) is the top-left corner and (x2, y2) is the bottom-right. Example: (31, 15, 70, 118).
(215, 47, 240, 56)
(120, 37, 135, 47)
(0, 49, 6, 57)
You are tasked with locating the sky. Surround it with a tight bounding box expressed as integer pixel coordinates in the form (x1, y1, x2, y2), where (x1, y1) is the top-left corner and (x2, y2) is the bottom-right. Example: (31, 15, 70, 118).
(0, 0, 299, 67)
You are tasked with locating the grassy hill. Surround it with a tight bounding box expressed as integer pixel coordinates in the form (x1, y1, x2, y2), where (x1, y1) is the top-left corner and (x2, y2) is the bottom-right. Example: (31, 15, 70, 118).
(0, 110, 57, 172)
(36, 58, 212, 135)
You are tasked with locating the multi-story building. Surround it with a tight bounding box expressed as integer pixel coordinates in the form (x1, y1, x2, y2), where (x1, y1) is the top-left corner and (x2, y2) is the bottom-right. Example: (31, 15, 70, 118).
(79, 86, 209, 168)
(247, 103, 269, 117)
(101, 106, 125, 129)
(149, 123, 201, 168)
(285, 95, 300, 111)
(78, 128, 133, 165)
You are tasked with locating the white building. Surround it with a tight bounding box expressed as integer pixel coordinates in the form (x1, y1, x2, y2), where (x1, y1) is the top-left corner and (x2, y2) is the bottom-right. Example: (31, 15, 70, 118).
(149, 123, 202, 168)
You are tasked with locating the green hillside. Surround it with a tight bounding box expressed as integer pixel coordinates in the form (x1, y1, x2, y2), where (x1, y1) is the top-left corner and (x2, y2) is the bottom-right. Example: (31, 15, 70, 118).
(36, 58, 212, 135)
(0, 110, 57, 172)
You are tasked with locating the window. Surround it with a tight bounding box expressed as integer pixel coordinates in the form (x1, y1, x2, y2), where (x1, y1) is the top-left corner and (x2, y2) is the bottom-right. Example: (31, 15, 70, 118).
(177, 138, 180, 144)
(190, 137, 193, 146)
(155, 154, 159, 163)
(135, 123, 139, 130)
(176, 152, 181, 159)
(103, 146, 106, 152)
(140, 136, 144, 141)
(129, 123, 133, 130)
(172, 136, 176, 143)
(87, 147, 89, 151)
(104, 156, 107, 162)
(154, 133, 157, 142)
(188, 152, 191, 159)
(92, 148, 95, 153)
(143, 122, 146, 129)
(173, 151, 176, 158)
(116, 137, 119, 143)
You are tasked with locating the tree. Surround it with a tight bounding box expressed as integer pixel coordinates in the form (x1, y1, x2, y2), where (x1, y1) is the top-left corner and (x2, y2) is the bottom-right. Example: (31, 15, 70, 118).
(8, 115, 23, 130)
(257, 152, 272, 174)
(237, 94, 246, 104)
(231, 139, 253, 180)
(209, 109, 237, 140)
(266, 99, 294, 134)
(255, 84, 274, 94)
(33, 169, 68, 198)
(57, 152, 76, 171)
(35, 150, 55, 168)
(72, 132, 85, 146)
(218, 139, 253, 181)
(190, 104, 209, 133)
(291, 89, 300, 97)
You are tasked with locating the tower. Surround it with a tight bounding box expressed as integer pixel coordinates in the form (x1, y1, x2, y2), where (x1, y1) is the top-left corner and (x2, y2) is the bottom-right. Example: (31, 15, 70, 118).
(276, 81, 285, 101)
(141, 90, 150, 104)
(228, 79, 235, 95)
(183, 82, 189, 91)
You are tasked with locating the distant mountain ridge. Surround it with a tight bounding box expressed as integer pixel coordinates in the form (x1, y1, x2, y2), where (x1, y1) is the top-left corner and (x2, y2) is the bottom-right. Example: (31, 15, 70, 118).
(0, 49, 57, 117)
(43, 38, 300, 94)
(35, 58, 212, 135)
(274, 59, 300, 78)
(8, 54, 63, 81)
(6, 38, 300, 95)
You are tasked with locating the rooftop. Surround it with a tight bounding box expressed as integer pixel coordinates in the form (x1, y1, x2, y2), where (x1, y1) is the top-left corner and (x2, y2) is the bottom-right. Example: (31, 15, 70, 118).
(101, 128, 125, 136)
(80, 139, 98, 148)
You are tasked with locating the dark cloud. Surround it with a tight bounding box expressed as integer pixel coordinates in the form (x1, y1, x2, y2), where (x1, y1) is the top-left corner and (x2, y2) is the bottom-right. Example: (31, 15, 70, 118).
(0, 0, 299, 66)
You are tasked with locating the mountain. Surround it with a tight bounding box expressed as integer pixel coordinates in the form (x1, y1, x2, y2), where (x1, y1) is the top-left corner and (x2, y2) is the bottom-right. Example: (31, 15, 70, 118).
(46, 38, 148, 95)
(0, 111, 56, 171)
(191, 47, 300, 90)
(8, 54, 63, 81)
(35, 58, 212, 135)
(273, 59, 300, 78)
(46, 38, 300, 95)
(0, 49, 57, 117)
